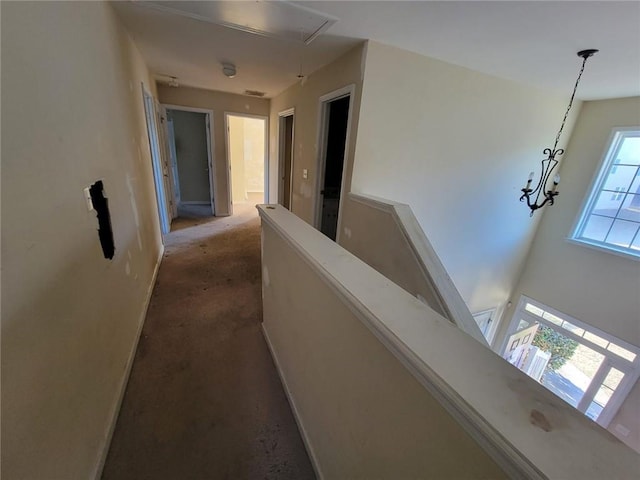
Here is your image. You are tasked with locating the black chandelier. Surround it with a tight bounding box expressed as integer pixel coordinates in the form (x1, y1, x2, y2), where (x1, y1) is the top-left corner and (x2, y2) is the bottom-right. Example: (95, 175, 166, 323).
(520, 49, 598, 216)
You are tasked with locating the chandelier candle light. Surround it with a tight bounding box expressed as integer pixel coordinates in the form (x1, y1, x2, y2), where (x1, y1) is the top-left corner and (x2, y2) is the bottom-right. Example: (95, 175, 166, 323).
(520, 49, 598, 216)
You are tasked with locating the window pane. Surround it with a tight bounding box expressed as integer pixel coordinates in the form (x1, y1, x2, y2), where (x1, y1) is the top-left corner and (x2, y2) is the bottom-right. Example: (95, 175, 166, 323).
(603, 368, 624, 390)
(562, 321, 585, 337)
(632, 233, 640, 251)
(603, 165, 637, 191)
(617, 137, 640, 165)
(516, 319, 530, 331)
(535, 332, 604, 408)
(604, 219, 639, 248)
(584, 331, 609, 348)
(587, 368, 626, 421)
(525, 303, 544, 317)
(543, 311, 563, 326)
(629, 173, 640, 196)
(581, 215, 614, 242)
(592, 190, 624, 217)
(617, 194, 640, 222)
(586, 400, 604, 420)
(607, 343, 637, 362)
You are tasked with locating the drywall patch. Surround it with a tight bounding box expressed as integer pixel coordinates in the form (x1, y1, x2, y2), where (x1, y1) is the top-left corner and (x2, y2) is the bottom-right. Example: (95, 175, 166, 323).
(89, 180, 115, 259)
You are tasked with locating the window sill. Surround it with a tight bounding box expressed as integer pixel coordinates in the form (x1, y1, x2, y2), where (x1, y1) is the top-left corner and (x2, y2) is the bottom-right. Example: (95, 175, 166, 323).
(565, 237, 640, 261)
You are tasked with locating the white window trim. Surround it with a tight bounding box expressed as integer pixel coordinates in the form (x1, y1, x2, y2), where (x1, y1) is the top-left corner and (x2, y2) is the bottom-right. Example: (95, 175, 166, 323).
(569, 126, 640, 259)
(503, 295, 640, 428)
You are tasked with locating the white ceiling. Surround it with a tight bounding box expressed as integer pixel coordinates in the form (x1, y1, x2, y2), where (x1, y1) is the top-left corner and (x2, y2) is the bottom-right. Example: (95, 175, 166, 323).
(113, 1, 640, 100)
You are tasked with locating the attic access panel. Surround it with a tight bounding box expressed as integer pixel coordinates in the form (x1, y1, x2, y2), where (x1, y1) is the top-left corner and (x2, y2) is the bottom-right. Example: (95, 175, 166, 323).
(138, 0, 337, 44)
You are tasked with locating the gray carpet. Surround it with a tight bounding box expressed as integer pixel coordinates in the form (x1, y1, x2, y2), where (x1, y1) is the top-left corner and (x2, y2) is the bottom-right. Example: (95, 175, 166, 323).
(102, 205, 315, 480)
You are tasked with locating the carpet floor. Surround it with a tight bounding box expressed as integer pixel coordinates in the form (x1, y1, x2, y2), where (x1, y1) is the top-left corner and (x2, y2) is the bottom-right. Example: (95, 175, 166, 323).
(101, 205, 315, 480)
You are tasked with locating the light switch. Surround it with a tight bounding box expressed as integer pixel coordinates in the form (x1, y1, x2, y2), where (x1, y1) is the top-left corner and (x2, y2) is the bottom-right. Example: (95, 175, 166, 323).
(303, 169, 308, 179)
(83, 187, 94, 211)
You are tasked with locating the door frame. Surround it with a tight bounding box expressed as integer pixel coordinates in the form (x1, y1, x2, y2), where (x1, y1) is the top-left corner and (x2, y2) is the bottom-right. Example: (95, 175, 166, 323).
(224, 112, 269, 215)
(162, 103, 216, 215)
(313, 84, 355, 242)
(142, 86, 170, 235)
(277, 107, 295, 210)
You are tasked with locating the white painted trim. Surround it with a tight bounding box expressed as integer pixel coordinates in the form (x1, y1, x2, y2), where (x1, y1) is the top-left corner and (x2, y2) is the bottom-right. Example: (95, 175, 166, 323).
(313, 84, 355, 241)
(257, 204, 640, 480)
(162, 104, 213, 115)
(224, 112, 269, 213)
(347, 192, 487, 345)
(277, 108, 295, 210)
(261, 324, 325, 480)
(93, 246, 164, 480)
(163, 104, 216, 215)
(568, 126, 640, 259)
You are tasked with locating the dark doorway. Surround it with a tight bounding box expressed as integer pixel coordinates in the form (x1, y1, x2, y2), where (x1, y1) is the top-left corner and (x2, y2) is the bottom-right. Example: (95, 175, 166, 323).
(319, 95, 350, 240)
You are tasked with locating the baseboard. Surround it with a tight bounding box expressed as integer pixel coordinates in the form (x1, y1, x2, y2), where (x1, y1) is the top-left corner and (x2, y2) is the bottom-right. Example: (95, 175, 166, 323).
(93, 245, 164, 480)
(261, 324, 325, 480)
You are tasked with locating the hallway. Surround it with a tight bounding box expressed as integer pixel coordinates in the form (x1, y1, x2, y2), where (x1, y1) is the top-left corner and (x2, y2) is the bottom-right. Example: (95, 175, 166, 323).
(102, 205, 315, 480)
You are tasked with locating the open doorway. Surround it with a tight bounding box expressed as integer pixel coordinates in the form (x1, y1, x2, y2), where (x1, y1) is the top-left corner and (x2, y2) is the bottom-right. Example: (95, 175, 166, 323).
(164, 105, 215, 221)
(315, 86, 353, 241)
(225, 113, 268, 214)
(278, 108, 295, 210)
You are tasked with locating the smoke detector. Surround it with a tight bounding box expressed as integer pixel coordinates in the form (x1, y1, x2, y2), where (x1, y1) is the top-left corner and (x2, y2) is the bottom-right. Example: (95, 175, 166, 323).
(222, 63, 236, 78)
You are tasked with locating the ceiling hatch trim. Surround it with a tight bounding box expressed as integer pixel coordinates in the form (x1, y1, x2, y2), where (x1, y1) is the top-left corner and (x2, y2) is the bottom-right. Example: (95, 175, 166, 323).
(136, 0, 338, 44)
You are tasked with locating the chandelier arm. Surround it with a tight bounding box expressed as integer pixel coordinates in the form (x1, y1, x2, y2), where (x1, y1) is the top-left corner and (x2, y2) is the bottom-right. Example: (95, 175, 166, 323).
(530, 151, 560, 206)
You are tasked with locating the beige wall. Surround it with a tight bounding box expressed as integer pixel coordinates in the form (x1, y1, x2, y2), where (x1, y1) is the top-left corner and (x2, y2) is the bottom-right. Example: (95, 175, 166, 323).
(1, 2, 162, 478)
(339, 197, 446, 316)
(505, 97, 640, 450)
(350, 40, 580, 322)
(261, 223, 507, 479)
(158, 86, 270, 215)
(269, 43, 366, 224)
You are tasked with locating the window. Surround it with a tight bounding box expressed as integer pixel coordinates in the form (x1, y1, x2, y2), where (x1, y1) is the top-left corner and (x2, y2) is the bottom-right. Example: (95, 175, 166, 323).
(503, 296, 640, 429)
(571, 128, 640, 258)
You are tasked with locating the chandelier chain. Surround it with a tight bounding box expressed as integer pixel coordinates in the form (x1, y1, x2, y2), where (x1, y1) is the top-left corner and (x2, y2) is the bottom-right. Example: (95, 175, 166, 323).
(553, 55, 589, 151)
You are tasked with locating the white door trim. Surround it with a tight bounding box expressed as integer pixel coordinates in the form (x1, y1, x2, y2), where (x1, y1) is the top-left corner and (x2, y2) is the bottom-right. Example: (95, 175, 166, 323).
(313, 84, 355, 242)
(162, 104, 216, 215)
(278, 108, 295, 209)
(224, 112, 269, 215)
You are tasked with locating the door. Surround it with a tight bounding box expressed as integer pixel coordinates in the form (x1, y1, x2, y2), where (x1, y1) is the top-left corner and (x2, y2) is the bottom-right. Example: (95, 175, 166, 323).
(142, 88, 171, 234)
(278, 110, 294, 210)
(166, 115, 181, 207)
(316, 90, 351, 241)
(156, 103, 177, 219)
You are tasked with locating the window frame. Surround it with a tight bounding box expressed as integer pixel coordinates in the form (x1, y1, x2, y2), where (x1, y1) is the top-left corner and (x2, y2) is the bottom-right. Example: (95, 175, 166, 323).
(569, 127, 640, 260)
(502, 296, 640, 428)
